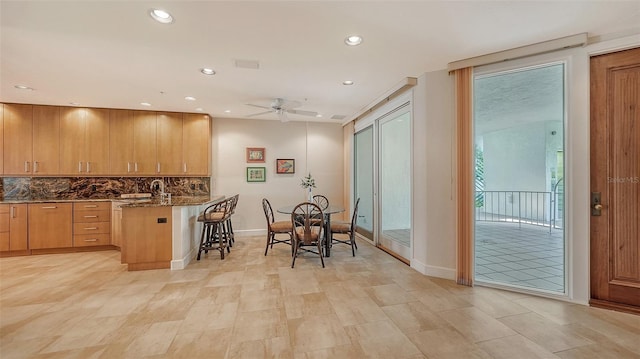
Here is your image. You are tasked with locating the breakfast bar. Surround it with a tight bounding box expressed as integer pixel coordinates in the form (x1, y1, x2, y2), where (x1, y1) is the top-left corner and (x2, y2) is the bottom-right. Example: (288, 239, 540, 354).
(120, 195, 225, 271)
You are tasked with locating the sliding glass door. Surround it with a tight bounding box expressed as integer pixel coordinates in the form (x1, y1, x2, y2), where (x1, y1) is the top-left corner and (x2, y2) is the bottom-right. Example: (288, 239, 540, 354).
(354, 99, 412, 262)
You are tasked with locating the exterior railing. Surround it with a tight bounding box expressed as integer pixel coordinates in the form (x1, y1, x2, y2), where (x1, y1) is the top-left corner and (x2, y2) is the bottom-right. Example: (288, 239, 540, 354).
(475, 190, 563, 233)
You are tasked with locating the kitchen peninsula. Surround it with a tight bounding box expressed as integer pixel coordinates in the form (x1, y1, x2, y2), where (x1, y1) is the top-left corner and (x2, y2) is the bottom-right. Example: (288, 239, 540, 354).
(120, 195, 224, 271)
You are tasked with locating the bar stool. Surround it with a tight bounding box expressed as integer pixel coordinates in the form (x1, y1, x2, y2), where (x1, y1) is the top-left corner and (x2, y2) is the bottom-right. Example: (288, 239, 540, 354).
(196, 198, 231, 260)
(226, 194, 239, 247)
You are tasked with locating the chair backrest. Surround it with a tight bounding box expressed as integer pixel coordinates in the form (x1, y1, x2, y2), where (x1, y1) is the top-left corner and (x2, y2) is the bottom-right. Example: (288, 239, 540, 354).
(229, 194, 240, 214)
(312, 195, 329, 210)
(201, 197, 230, 222)
(291, 202, 323, 245)
(350, 197, 361, 230)
(262, 198, 275, 225)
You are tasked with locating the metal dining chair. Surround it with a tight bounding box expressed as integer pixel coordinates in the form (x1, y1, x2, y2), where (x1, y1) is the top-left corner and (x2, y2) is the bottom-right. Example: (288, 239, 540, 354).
(330, 198, 360, 256)
(291, 202, 325, 268)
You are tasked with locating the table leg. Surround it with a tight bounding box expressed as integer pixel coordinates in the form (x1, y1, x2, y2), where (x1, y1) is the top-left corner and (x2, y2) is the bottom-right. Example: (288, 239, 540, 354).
(324, 214, 331, 257)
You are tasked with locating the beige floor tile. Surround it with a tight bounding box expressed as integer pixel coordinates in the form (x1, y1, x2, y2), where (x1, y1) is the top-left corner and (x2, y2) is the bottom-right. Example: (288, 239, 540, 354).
(40, 316, 128, 354)
(239, 287, 284, 312)
(227, 336, 293, 359)
(364, 283, 417, 307)
(498, 312, 593, 352)
(555, 323, 640, 358)
(514, 296, 582, 325)
(346, 319, 422, 358)
(411, 286, 472, 312)
(232, 308, 289, 344)
(178, 301, 238, 332)
(438, 307, 517, 342)
(457, 288, 532, 318)
(407, 327, 492, 359)
(283, 292, 335, 319)
(331, 295, 389, 326)
(125, 320, 181, 357)
(289, 314, 351, 352)
(382, 301, 450, 334)
(0, 336, 59, 359)
(165, 328, 232, 359)
(293, 343, 367, 359)
(477, 334, 560, 359)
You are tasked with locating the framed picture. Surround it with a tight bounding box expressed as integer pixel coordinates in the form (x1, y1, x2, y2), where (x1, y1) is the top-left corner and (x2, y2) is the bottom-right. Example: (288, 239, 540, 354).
(276, 159, 295, 174)
(246, 147, 265, 163)
(247, 167, 266, 182)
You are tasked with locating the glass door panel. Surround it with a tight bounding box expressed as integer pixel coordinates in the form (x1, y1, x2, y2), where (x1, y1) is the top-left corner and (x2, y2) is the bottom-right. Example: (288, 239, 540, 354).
(379, 111, 411, 260)
(474, 63, 566, 294)
(354, 126, 374, 241)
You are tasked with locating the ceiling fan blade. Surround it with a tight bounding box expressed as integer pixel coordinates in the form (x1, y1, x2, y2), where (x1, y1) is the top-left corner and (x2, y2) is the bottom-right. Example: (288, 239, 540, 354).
(245, 103, 271, 110)
(286, 109, 318, 117)
(247, 110, 273, 117)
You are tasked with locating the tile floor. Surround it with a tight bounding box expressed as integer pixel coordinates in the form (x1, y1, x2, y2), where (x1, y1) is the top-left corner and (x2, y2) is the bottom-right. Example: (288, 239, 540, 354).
(1, 234, 638, 358)
(475, 222, 565, 292)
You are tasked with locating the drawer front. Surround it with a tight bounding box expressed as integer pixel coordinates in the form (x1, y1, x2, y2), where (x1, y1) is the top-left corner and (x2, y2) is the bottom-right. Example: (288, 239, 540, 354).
(73, 233, 111, 247)
(73, 202, 111, 212)
(74, 210, 111, 223)
(0, 213, 9, 232)
(73, 221, 110, 235)
(0, 205, 9, 214)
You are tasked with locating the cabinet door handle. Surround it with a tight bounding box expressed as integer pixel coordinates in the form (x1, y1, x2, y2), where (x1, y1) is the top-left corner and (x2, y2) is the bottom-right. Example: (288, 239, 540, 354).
(84, 205, 98, 208)
(78, 161, 83, 172)
(84, 227, 98, 230)
(83, 215, 98, 218)
(183, 163, 187, 173)
(24, 161, 30, 172)
(134, 162, 138, 172)
(34, 161, 39, 173)
(127, 162, 131, 173)
(84, 239, 98, 242)
(42, 206, 57, 209)
(86, 162, 91, 173)
(10, 207, 15, 218)
(157, 163, 160, 173)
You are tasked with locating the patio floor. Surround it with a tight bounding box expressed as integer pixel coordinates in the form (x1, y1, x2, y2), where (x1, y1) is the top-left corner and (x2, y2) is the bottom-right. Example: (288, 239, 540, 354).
(475, 221, 565, 293)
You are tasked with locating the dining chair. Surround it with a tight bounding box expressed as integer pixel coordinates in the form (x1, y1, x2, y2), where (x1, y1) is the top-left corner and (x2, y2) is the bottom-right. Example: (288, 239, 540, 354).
(330, 198, 360, 256)
(291, 202, 325, 268)
(262, 198, 293, 256)
(312, 195, 329, 210)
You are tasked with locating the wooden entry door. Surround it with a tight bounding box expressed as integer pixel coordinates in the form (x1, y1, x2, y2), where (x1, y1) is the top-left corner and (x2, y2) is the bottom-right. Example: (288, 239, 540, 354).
(590, 47, 640, 314)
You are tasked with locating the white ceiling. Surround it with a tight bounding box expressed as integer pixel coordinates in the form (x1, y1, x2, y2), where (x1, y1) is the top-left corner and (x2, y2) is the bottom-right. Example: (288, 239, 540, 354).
(1, 1, 639, 123)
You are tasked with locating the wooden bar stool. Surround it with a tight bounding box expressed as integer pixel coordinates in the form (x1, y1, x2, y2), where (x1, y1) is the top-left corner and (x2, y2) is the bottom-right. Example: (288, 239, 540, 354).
(196, 198, 231, 260)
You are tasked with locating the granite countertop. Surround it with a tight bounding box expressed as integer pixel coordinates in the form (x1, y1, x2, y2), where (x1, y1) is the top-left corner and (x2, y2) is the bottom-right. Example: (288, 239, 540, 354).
(0, 195, 225, 207)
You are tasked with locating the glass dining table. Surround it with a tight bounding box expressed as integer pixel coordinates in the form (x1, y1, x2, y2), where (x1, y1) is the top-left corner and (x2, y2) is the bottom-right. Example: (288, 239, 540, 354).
(277, 204, 345, 257)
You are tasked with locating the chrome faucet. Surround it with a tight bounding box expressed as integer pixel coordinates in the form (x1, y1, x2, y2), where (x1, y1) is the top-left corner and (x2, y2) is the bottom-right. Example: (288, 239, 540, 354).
(150, 179, 165, 195)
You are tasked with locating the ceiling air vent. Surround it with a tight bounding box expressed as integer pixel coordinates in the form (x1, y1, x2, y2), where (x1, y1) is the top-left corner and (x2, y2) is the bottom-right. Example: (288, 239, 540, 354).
(234, 59, 260, 69)
(330, 114, 346, 120)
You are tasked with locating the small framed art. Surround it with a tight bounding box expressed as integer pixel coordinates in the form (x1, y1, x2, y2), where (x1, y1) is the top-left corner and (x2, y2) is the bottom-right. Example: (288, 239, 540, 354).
(276, 159, 295, 174)
(246, 147, 265, 163)
(247, 167, 266, 182)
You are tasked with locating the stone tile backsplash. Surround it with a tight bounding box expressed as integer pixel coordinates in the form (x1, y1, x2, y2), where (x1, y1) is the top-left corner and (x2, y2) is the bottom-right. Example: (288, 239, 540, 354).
(0, 177, 210, 200)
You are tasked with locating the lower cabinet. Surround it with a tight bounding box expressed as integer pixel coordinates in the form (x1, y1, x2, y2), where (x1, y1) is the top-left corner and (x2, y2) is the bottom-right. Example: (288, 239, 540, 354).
(73, 202, 111, 247)
(0, 204, 28, 252)
(28, 203, 73, 249)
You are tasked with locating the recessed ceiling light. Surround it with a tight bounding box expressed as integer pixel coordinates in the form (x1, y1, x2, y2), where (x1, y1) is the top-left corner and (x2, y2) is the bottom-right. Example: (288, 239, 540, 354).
(14, 85, 34, 90)
(344, 35, 363, 46)
(149, 9, 173, 24)
(195, 108, 204, 112)
(140, 102, 151, 106)
(69, 102, 80, 106)
(200, 68, 216, 75)
(316, 114, 323, 118)
(224, 110, 231, 113)
(342, 80, 354, 85)
(185, 96, 196, 101)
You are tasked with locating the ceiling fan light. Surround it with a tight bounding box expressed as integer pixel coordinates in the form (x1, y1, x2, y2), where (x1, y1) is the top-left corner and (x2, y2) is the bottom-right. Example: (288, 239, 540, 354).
(345, 35, 363, 46)
(343, 80, 354, 85)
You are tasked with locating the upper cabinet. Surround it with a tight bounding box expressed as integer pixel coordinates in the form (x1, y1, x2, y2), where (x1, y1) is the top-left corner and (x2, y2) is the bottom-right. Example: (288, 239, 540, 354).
(157, 112, 183, 175)
(3, 103, 210, 177)
(59, 107, 109, 175)
(3, 104, 33, 175)
(183, 114, 211, 175)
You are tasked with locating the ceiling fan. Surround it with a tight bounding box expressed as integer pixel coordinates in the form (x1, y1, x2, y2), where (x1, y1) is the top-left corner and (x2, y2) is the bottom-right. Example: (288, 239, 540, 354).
(245, 98, 318, 122)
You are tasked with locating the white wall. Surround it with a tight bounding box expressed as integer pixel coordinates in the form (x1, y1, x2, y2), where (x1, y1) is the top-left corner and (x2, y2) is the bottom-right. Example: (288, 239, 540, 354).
(212, 118, 344, 235)
(411, 70, 457, 279)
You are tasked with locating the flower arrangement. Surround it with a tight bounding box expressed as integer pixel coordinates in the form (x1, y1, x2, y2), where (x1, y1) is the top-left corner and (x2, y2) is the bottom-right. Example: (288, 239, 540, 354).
(300, 173, 316, 189)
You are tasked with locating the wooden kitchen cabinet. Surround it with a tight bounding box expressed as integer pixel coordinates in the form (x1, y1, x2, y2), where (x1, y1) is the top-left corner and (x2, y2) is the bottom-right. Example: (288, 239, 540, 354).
(157, 112, 183, 175)
(28, 203, 73, 249)
(59, 107, 109, 175)
(182, 114, 211, 175)
(0, 204, 28, 252)
(109, 109, 134, 175)
(133, 110, 157, 175)
(73, 202, 111, 247)
(32, 105, 61, 175)
(1, 104, 4, 175)
(3, 103, 33, 175)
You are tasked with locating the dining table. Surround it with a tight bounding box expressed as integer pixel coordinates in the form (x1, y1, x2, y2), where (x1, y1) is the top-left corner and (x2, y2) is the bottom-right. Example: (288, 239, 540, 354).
(277, 204, 345, 257)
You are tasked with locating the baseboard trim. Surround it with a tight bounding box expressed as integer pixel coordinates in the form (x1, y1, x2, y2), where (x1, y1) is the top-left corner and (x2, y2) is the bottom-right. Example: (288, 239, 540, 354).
(590, 299, 640, 315)
(411, 259, 456, 280)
